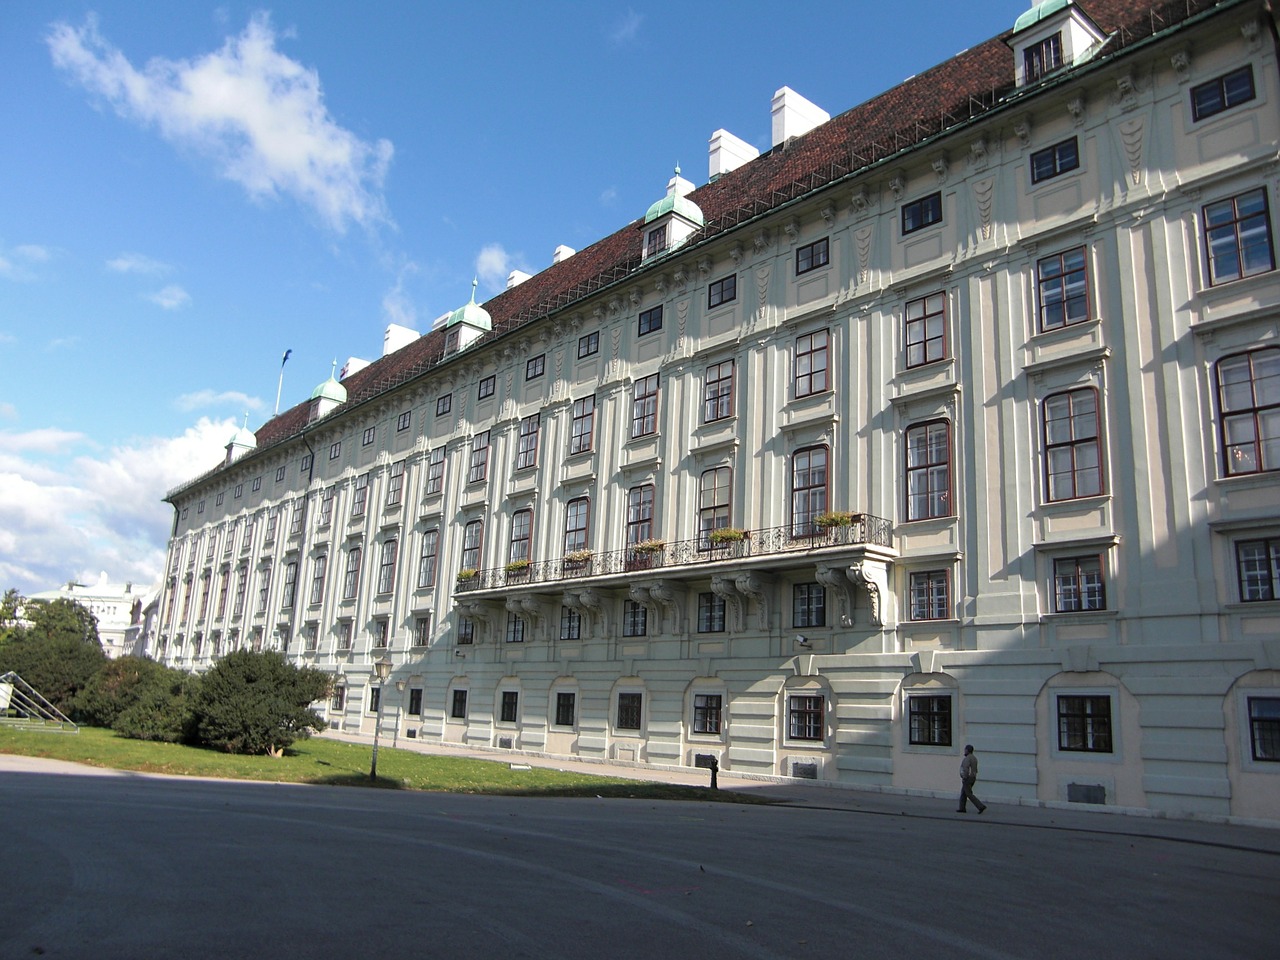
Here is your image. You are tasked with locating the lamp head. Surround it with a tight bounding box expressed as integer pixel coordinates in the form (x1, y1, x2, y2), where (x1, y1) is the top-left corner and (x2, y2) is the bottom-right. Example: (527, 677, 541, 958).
(373, 654, 393, 682)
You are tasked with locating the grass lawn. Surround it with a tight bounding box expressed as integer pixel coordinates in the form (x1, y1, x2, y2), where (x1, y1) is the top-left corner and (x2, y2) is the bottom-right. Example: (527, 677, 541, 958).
(0, 725, 760, 802)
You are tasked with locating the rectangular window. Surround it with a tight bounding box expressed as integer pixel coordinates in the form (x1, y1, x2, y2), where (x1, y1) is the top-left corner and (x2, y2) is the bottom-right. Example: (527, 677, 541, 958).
(793, 583, 826, 628)
(234, 483, 243, 499)
(329, 441, 341, 461)
(289, 501, 305, 536)
(560, 606, 581, 641)
(1053, 556, 1105, 612)
(1030, 138, 1079, 183)
(386, 460, 406, 506)
(1038, 247, 1090, 330)
(1248, 697, 1280, 761)
(461, 519, 483, 571)
(703, 360, 734, 422)
(795, 330, 829, 397)
(698, 467, 731, 544)
(1044, 388, 1102, 500)
(646, 223, 668, 258)
(300, 454, 313, 473)
(425, 447, 446, 495)
(363, 426, 376, 446)
(417, 529, 439, 588)
(408, 688, 423, 716)
(468, 431, 490, 483)
(368, 687, 381, 714)
(309, 554, 327, 605)
(796, 238, 830, 275)
(505, 614, 525, 643)
(516, 413, 540, 470)
(215, 492, 224, 506)
(331, 685, 346, 711)
(564, 497, 590, 555)
(252, 477, 262, 492)
(198, 499, 206, 514)
(578, 331, 599, 358)
(451, 689, 468, 719)
(457, 617, 475, 645)
(478, 375, 496, 400)
(1236, 538, 1280, 601)
(352, 474, 369, 517)
(376, 539, 398, 595)
(1204, 188, 1274, 285)
(255, 567, 269, 614)
(436, 393, 452, 417)
(697, 593, 726, 633)
(338, 620, 353, 649)
(626, 484, 655, 547)
(413, 615, 431, 647)
(1192, 66, 1256, 121)
(275, 467, 285, 482)
(908, 694, 952, 746)
(318, 487, 335, 526)
(905, 292, 946, 367)
(623, 600, 647, 637)
(632, 374, 659, 438)
(570, 396, 595, 454)
(788, 694, 824, 741)
(343, 547, 361, 599)
(372, 618, 388, 648)
(909, 570, 950, 621)
(905, 420, 952, 521)
(281, 562, 297, 608)
(638, 305, 663, 336)
(617, 692, 643, 730)
(708, 274, 736, 308)
(509, 509, 532, 564)
(791, 446, 829, 536)
(1024, 32, 1062, 83)
(396, 411, 411, 432)
(1057, 695, 1113, 752)
(526, 354, 545, 380)
(500, 690, 519, 722)
(693, 694, 723, 734)
(902, 192, 942, 234)
(555, 691, 576, 726)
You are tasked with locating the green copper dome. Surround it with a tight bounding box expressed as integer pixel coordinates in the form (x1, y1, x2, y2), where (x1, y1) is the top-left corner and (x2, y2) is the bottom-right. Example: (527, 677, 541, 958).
(1013, 0, 1070, 33)
(444, 279, 492, 331)
(310, 361, 347, 404)
(644, 166, 705, 226)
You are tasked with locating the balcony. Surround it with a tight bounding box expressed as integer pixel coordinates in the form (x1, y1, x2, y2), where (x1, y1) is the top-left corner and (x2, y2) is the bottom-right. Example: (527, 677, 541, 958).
(455, 515, 893, 593)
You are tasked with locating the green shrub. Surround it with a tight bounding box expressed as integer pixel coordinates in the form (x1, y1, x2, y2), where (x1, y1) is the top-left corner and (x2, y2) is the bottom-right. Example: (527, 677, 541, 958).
(113, 673, 200, 743)
(192, 650, 330, 756)
(74, 656, 183, 727)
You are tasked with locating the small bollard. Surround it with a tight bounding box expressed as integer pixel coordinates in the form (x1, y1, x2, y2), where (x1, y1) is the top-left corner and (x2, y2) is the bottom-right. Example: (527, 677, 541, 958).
(708, 755, 719, 791)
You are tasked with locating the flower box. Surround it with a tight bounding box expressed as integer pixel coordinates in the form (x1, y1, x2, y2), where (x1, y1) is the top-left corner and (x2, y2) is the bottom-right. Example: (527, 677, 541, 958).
(504, 559, 531, 574)
(814, 511, 857, 529)
(456, 568, 478, 582)
(631, 539, 666, 553)
(708, 527, 748, 545)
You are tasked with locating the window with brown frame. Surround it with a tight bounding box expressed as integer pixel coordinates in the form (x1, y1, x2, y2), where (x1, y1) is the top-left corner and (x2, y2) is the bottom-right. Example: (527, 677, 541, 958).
(1044, 388, 1102, 500)
(905, 420, 952, 521)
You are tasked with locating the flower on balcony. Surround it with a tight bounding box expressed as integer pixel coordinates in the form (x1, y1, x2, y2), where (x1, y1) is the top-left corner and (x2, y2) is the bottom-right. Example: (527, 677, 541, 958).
(504, 559, 531, 574)
(708, 527, 748, 545)
(563, 549, 594, 565)
(456, 568, 478, 582)
(631, 539, 666, 553)
(814, 511, 857, 529)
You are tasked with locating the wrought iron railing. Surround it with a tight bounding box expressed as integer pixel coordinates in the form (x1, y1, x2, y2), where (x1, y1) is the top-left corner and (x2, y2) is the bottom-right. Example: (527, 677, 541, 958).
(455, 515, 892, 593)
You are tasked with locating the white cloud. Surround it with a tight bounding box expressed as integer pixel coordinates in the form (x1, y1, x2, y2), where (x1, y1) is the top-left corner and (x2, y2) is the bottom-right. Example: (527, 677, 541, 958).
(147, 284, 191, 309)
(381, 262, 419, 328)
(0, 403, 16, 421)
(608, 10, 643, 44)
(476, 243, 530, 291)
(599, 186, 618, 206)
(46, 336, 81, 351)
(0, 332, 15, 344)
(0, 416, 235, 596)
(0, 243, 50, 281)
(48, 13, 394, 233)
(174, 389, 264, 412)
(14, 245, 50, 262)
(107, 252, 169, 274)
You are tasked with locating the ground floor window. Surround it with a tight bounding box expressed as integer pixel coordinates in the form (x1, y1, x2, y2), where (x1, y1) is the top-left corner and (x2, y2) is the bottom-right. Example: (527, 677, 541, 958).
(1249, 697, 1280, 761)
(451, 689, 468, 719)
(407, 688, 423, 716)
(500, 690, 519, 723)
(330, 686, 346, 711)
(693, 694, 722, 734)
(555, 691, 576, 727)
(908, 694, 952, 746)
(367, 687, 381, 714)
(788, 694, 824, 741)
(623, 600, 647, 637)
(1057, 694, 1112, 752)
(617, 692, 643, 730)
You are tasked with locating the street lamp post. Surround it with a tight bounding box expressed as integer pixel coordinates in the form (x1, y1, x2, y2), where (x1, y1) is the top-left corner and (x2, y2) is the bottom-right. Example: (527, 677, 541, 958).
(393, 679, 406, 749)
(369, 655, 393, 780)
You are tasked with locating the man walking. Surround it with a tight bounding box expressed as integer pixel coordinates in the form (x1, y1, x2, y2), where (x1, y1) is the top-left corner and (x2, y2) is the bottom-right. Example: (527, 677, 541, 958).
(957, 744, 987, 814)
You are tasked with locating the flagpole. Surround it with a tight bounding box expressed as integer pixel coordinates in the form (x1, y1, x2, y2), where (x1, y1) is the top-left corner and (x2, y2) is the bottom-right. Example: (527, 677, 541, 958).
(274, 349, 292, 416)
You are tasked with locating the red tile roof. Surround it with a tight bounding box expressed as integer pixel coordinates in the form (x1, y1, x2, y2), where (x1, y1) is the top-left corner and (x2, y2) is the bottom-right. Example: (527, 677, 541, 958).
(198, 0, 1224, 487)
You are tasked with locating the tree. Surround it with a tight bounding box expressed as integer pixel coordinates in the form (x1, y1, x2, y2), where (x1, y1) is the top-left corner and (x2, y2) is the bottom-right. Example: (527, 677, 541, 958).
(0, 588, 21, 646)
(0, 597, 106, 715)
(191, 650, 329, 756)
(74, 656, 189, 729)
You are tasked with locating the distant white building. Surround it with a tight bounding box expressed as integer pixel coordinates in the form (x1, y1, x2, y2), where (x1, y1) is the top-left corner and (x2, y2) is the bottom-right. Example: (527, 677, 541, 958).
(29, 574, 158, 659)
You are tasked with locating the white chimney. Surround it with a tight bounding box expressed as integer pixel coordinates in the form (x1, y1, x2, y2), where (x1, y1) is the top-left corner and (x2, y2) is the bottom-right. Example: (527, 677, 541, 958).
(771, 87, 830, 147)
(552, 244, 576, 264)
(709, 129, 760, 181)
(506, 269, 532, 289)
(382, 323, 419, 357)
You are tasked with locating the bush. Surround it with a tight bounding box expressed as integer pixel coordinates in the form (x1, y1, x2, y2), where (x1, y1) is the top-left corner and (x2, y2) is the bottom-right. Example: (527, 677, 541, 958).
(191, 650, 330, 756)
(74, 656, 181, 727)
(0, 635, 106, 716)
(114, 673, 200, 743)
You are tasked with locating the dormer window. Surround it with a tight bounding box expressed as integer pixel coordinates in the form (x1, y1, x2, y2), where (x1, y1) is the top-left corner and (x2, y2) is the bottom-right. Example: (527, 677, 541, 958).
(1024, 33, 1062, 84)
(646, 224, 669, 258)
(642, 167, 704, 261)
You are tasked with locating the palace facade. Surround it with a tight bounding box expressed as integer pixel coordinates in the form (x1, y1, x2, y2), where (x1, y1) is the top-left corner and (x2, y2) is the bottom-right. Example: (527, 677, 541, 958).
(155, 0, 1280, 820)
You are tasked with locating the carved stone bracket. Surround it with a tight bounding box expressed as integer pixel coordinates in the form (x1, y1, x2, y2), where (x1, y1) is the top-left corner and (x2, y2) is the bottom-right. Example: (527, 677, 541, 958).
(710, 575, 745, 632)
(1170, 47, 1190, 84)
(784, 218, 801, 245)
(735, 572, 771, 631)
(729, 243, 745, 267)
(819, 202, 836, 227)
(846, 559, 889, 627)
(930, 152, 948, 183)
(1014, 115, 1032, 148)
(815, 563, 855, 627)
(968, 137, 988, 171)
(456, 599, 495, 641)
(1066, 95, 1085, 127)
(563, 587, 606, 634)
(505, 594, 546, 628)
(888, 171, 906, 201)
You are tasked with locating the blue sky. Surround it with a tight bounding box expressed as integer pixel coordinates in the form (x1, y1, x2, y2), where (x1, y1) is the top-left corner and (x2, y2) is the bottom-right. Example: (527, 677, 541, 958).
(0, 1, 1031, 596)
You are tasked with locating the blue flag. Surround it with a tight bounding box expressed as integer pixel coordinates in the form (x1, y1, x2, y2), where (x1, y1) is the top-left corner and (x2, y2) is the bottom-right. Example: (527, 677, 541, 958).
(281, 349, 292, 367)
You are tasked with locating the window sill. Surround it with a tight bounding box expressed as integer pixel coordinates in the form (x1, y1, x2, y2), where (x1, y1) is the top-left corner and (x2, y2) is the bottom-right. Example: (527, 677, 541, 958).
(1039, 609, 1117, 623)
(1221, 601, 1280, 614)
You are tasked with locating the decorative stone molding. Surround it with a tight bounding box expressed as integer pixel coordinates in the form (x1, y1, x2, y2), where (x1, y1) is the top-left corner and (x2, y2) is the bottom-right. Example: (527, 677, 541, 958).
(1115, 73, 1139, 111)
(815, 563, 855, 627)
(974, 178, 995, 241)
(606, 296, 622, 316)
(1170, 47, 1191, 84)
(1066, 95, 1086, 127)
(710, 574, 744, 631)
(729, 243, 745, 267)
(673, 264, 693, 291)
(697, 256, 712, 278)
(889, 172, 906, 201)
(846, 559, 889, 627)
(784, 218, 801, 245)
(629, 287, 643, 309)
(850, 184, 874, 216)
(819, 202, 836, 227)
(563, 587, 606, 633)
(968, 137, 988, 171)
(930, 152, 948, 183)
(1061, 644, 1099, 673)
(653, 273, 668, 295)
(752, 228, 771, 253)
(734, 572, 771, 631)
(1242, 18, 1261, 51)
(855, 225, 873, 286)
(1013, 115, 1032, 148)
(1119, 117, 1144, 186)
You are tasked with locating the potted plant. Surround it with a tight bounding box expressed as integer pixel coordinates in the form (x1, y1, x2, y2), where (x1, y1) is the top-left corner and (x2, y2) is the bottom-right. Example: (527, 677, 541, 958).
(814, 511, 856, 529)
(505, 559, 531, 575)
(563, 549, 593, 568)
(456, 568, 478, 582)
(631, 539, 666, 554)
(708, 527, 747, 545)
